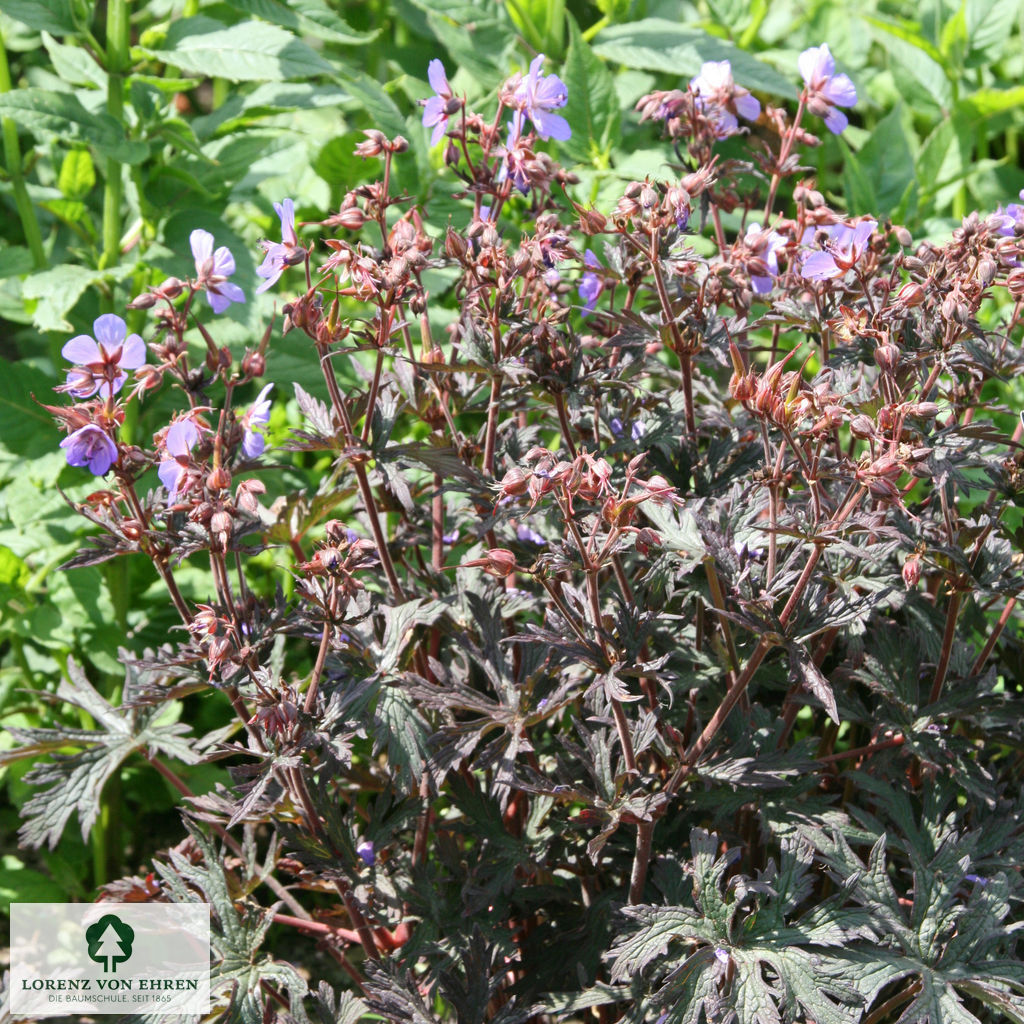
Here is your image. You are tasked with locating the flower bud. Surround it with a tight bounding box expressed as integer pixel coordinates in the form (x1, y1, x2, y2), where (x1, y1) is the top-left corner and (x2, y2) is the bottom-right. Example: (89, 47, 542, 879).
(850, 414, 876, 438)
(977, 258, 997, 285)
(241, 350, 266, 380)
(499, 467, 530, 497)
(463, 548, 518, 578)
(336, 206, 366, 230)
(207, 465, 231, 492)
(895, 281, 925, 307)
(902, 554, 921, 589)
(127, 292, 158, 310)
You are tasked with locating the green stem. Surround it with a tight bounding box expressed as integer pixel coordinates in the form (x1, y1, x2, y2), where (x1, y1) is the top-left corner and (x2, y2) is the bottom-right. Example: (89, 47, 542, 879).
(0, 31, 46, 269)
(100, 0, 130, 291)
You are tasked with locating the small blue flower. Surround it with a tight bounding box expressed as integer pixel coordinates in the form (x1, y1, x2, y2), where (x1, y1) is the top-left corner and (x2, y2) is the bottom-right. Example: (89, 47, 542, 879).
(513, 54, 570, 142)
(356, 840, 375, 867)
(579, 250, 602, 315)
(256, 200, 301, 294)
(60, 424, 118, 476)
(191, 229, 245, 313)
(240, 383, 274, 459)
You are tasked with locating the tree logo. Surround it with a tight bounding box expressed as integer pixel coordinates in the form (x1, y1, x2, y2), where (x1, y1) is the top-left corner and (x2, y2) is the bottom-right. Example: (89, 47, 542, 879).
(85, 914, 135, 973)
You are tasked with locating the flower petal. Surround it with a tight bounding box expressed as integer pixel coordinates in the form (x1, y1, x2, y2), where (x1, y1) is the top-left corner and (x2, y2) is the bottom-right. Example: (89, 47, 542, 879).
(735, 93, 761, 122)
(801, 251, 841, 280)
(798, 44, 833, 86)
(190, 228, 214, 263)
(531, 109, 571, 141)
(119, 333, 147, 370)
(62, 334, 101, 365)
(822, 72, 857, 108)
(427, 58, 448, 96)
(93, 314, 127, 349)
(212, 245, 236, 277)
(823, 107, 848, 134)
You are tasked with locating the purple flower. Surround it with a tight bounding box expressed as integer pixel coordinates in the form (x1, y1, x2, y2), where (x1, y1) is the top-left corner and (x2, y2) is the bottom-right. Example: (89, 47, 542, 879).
(742, 222, 786, 294)
(190, 229, 245, 313)
(256, 199, 301, 294)
(690, 60, 760, 138)
(356, 840, 375, 867)
(799, 44, 857, 134)
(516, 524, 546, 546)
(610, 417, 645, 442)
(800, 219, 877, 280)
(422, 60, 455, 147)
(579, 250, 603, 314)
(60, 424, 118, 475)
(240, 383, 274, 459)
(158, 418, 200, 503)
(61, 314, 146, 399)
(964, 874, 988, 886)
(513, 54, 570, 142)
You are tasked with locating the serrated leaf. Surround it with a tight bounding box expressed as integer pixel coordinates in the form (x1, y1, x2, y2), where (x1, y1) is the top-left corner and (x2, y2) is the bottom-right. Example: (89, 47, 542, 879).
(4, 660, 199, 848)
(139, 16, 334, 82)
(229, 0, 378, 44)
(21, 263, 129, 332)
(865, 16, 953, 109)
(561, 15, 619, 167)
(2, 0, 75, 33)
(608, 905, 709, 981)
(592, 19, 797, 100)
(56, 148, 96, 199)
(0, 89, 147, 163)
(336, 67, 407, 138)
(41, 31, 108, 88)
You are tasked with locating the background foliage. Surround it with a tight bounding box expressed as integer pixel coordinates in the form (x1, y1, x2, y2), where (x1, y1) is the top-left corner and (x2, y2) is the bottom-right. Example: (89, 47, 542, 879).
(2, 0, 1024, 1022)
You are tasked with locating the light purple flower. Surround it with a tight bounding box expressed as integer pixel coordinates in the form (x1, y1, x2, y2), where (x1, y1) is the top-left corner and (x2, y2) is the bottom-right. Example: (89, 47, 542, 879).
(690, 60, 760, 138)
(61, 314, 146, 399)
(798, 44, 857, 135)
(579, 250, 602, 315)
(240, 383, 274, 459)
(356, 840, 375, 867)
(516, 523, 546, 546)
(513, 54, 570, 142)
(990, 191, 1024, 237)
(800, 219, 877, 280)
(190, 229, 245, 313)
(60, 424, 118, 475)
(422, 60, 455, 147)
(158, 418, 200, 503)
(610, 417, 645, 442)
(742, 222, 786, 294)
(256, 199, 301, 295)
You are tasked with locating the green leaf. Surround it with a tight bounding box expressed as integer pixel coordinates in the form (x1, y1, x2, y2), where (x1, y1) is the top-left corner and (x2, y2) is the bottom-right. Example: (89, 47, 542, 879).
(864, 16, 953, 109)
(959, 86, 1024, 120)
(966, 0, 1021, 62)
(40, 31, 107, 89)
(0, 247, 36, 279)
(21, 263, 127, 332)
(406, 0, 516, 80)
(57, 148, 96, 199)
(1, 0, 75, 33)
(592, 19, 798, 99)
(230, 0, 377, 43)
(561, 15, 620, 167)
(0, 89, 147, 164)
(917, 114, 973, 201)
(842, 104, 916, 220)
(0, 856, 68, 906)
(336, 68, 407, 138)
(138, 15, 334, 82)
(1, 660, 199, 848)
